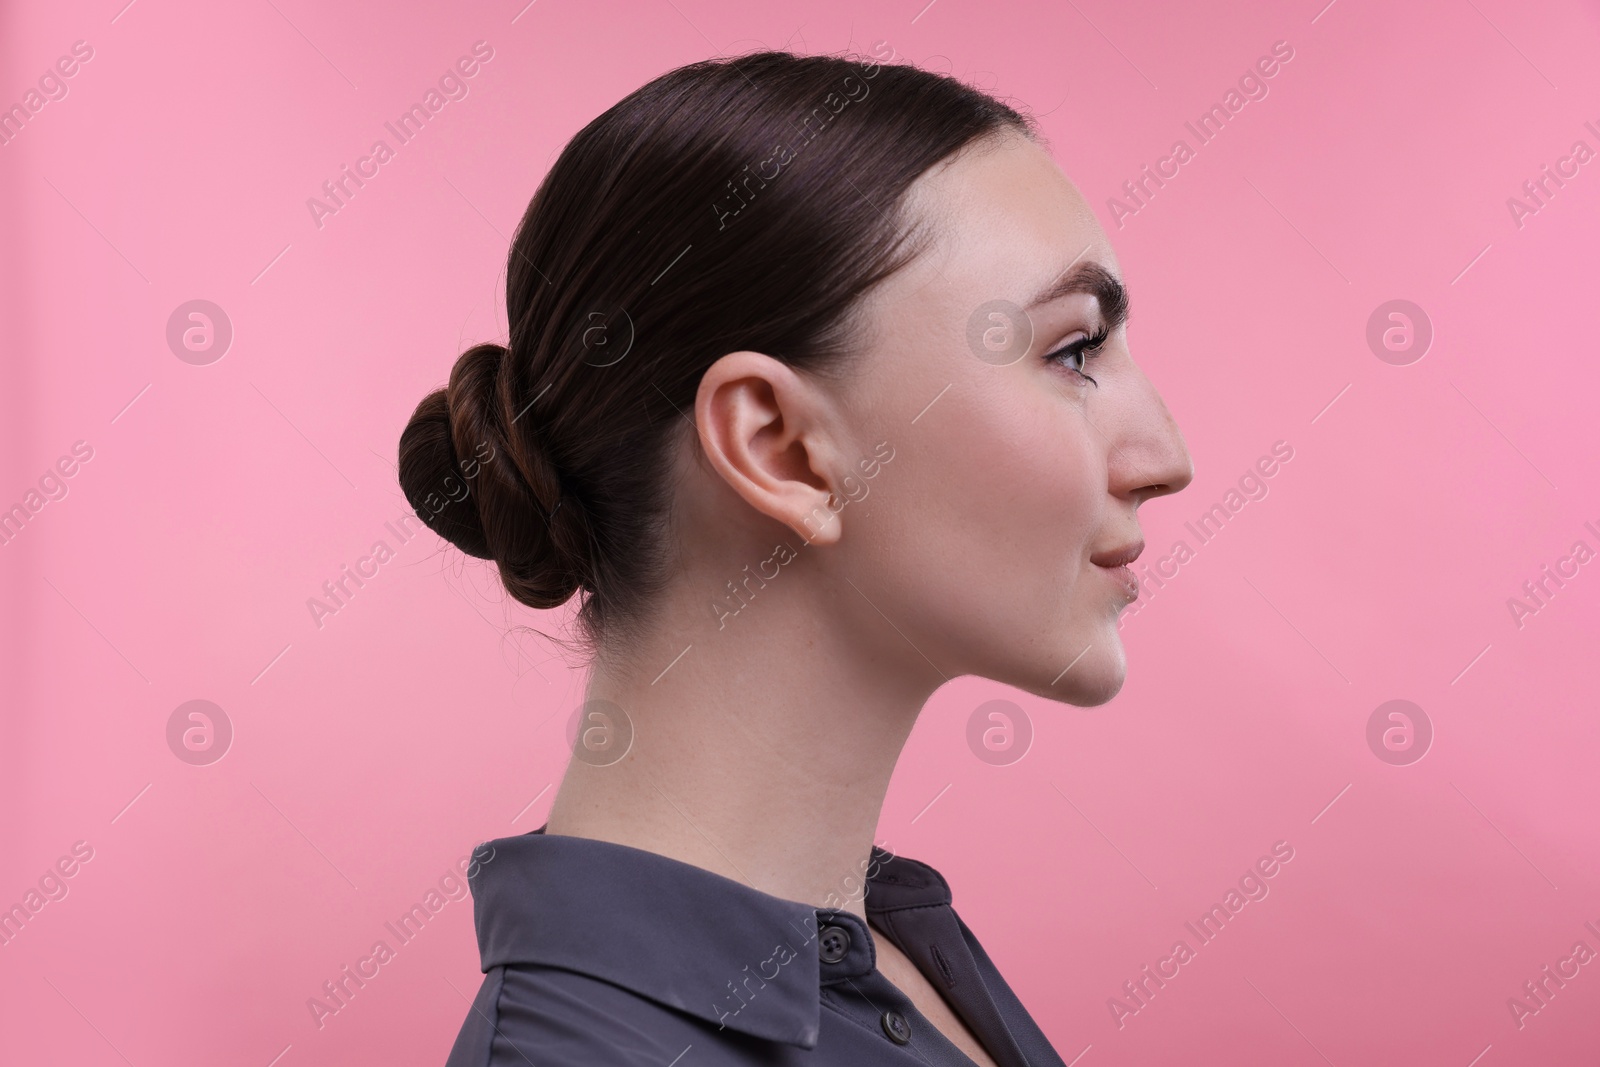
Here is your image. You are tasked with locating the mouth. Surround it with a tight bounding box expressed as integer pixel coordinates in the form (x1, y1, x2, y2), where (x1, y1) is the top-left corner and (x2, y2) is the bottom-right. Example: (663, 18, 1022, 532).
(1091, 540, 1143, 602)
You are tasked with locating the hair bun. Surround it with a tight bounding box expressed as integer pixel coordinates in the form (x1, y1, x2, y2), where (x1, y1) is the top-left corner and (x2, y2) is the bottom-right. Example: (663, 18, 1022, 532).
(398, 380, 495, 560)
(398, 342, 584, 608)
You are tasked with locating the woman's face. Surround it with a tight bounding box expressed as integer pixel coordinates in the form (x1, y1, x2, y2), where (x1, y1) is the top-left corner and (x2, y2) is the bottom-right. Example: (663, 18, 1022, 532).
(834, 128, 1193, 706)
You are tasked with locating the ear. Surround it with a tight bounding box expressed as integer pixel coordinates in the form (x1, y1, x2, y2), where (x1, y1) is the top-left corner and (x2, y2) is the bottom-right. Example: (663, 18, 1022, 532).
(693, 351, 846, 546)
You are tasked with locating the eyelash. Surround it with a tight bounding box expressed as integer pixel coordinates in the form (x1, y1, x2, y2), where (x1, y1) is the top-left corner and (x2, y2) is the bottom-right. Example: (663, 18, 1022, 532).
(1043, 324, 1109, 385)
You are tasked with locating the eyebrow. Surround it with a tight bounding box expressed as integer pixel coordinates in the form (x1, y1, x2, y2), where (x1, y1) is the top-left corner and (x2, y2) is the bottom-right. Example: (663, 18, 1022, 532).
(1022, 259, 1130, 330)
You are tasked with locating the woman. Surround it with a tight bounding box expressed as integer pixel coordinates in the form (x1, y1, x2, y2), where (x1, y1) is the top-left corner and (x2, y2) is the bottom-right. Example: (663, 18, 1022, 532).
(400, 46, 1192, 1067)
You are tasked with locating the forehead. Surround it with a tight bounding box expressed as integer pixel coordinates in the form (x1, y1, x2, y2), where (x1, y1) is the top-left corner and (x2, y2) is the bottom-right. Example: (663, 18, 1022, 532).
(885, 130, 1120, 314)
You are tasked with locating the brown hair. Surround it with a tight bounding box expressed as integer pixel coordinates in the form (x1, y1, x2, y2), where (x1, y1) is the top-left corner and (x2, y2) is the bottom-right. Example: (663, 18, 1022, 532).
(397, 48, 1035, 657)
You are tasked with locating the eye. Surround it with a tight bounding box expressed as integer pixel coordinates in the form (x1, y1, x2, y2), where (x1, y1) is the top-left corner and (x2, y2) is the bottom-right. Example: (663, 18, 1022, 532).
(1042, 324, 1109, 385)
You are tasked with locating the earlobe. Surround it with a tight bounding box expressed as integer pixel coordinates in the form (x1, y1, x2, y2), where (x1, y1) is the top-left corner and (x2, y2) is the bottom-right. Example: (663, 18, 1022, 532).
(694, 350, 846, 546)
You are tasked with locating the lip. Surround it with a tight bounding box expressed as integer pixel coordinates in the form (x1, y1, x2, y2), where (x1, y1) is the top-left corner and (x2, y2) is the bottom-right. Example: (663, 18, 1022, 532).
(1097, 563, 1139, 601)
(1092, 540, 1143, 603)
(1090, 540, 1144, 568)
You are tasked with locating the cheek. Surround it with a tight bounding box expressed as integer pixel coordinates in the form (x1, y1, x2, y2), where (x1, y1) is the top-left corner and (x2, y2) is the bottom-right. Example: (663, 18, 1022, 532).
(949, 399, 1103, 555)
(953, 379, 1107, 534)
(854, 388, 1105, 620)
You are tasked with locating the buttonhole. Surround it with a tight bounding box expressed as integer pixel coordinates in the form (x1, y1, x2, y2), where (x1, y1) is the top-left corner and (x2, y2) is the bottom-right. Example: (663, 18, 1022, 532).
(931, 944, 956, 988)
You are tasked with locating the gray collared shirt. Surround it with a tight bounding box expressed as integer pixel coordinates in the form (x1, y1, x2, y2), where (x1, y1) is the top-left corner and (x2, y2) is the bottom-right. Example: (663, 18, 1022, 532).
(444, 827, 1068, 1066)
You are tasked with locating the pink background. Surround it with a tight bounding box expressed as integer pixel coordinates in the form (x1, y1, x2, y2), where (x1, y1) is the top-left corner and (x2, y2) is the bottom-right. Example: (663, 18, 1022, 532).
(4, 0, 1599, 1063)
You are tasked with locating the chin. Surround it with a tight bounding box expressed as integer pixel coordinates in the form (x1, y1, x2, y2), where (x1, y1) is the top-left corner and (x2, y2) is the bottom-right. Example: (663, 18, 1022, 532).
(1069, 673, 1126, 706)
(1031, 640, 1127, 707)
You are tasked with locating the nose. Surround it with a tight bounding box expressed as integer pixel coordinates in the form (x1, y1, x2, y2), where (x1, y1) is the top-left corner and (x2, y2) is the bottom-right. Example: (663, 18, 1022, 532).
(1107, 361, 1193, 505)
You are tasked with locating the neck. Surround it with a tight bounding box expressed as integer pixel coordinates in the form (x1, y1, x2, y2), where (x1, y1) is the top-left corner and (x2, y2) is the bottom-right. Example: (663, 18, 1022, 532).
(542, 567, 942, 919)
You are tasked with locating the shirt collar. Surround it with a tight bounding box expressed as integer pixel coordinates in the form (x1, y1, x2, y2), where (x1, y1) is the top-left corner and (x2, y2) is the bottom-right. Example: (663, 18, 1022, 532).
(466, 827, 952, 1048)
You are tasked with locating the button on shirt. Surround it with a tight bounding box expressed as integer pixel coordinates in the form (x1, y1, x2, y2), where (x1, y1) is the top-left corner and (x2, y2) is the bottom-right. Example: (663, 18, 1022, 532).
(444, 828, 1068, 1066)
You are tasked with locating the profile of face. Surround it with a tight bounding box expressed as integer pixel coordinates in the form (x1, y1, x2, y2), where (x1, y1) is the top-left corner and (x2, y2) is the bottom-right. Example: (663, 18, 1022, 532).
(692, 127, 1193, 707)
